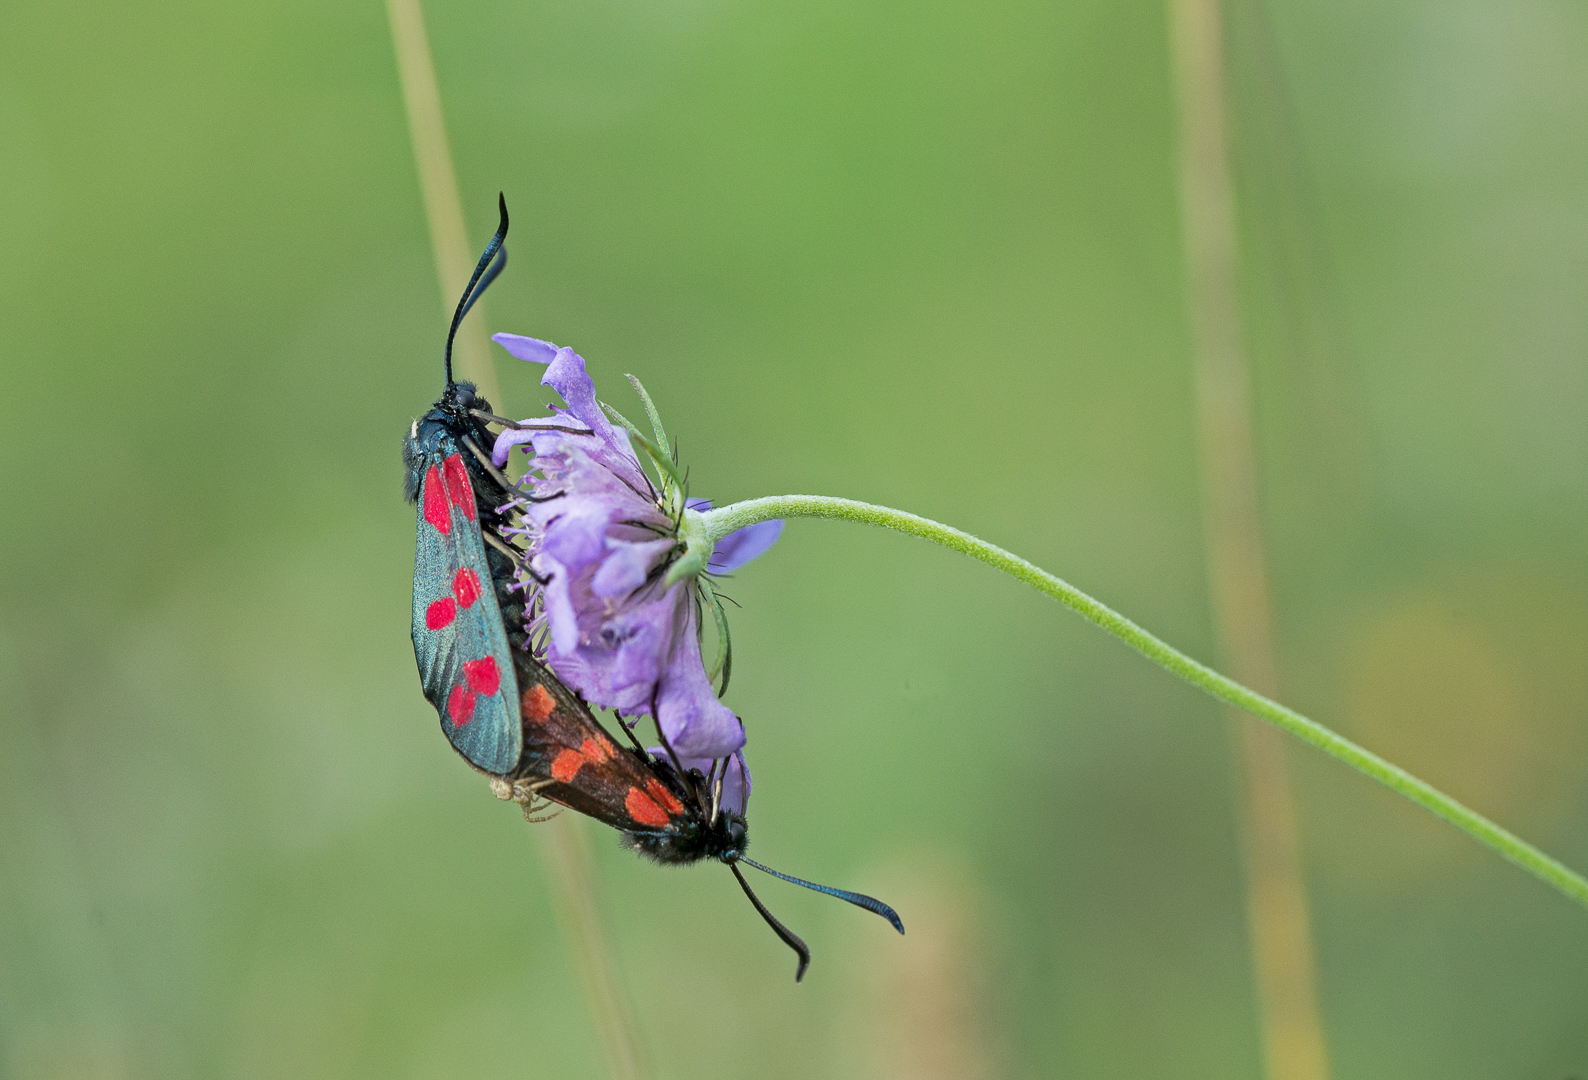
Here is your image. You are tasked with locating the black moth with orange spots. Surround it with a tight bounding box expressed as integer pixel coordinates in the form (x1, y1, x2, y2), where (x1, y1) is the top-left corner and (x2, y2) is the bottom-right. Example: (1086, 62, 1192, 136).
(404, 196, 903, 981)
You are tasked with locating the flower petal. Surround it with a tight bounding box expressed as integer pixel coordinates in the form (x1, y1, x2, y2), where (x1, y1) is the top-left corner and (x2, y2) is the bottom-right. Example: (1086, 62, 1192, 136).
(490, 416, 587, 467)
(540, 502, 619, 572)
(721, 750, 750, 815)
(547, 574, 744, 759)
(490, 333, 561, 366)
(653, 600, 745, 759)
(709, 519, 784, 573)
(590, 537, 674, 599)
(492, 333, 651, 492)
(492, 334, 611, 446)
(537, 554, 583, 657)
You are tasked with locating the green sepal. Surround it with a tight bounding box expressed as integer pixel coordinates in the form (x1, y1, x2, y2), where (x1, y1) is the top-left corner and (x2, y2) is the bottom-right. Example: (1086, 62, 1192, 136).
(600, 400, 683, 499)
(662, 547, 705, 588)
(698, 578, 733, 697)
(626, 374, 671, 460)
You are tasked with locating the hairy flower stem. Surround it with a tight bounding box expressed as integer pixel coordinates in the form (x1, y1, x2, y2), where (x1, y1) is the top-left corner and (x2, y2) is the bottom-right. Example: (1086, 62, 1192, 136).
(698, 495, 1588, 910)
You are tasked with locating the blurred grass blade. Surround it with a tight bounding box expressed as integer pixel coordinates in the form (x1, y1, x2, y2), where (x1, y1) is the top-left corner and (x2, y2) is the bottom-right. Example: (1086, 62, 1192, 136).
(384, 0, 500, 404)
(537, 815, 650, 1080)
(1167, 1, 1330, 1078)
(384, 2, 647, 1077)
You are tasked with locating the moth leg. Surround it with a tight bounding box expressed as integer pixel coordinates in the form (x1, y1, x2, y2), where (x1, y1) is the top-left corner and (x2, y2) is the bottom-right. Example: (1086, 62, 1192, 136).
(461, 434, 569, 505)
(709, 764, 725, 826)
(482, 529, 527, 565)
(516, 781, 563, 822)
(649, 688, 700, 807)
(479, 527, 554, 587)
(490, 776, 563, 821)
(488, 776, 554, 803)
(612, 709, 650, 755)
(512, 777, 555, 802)
(460, 435, 521, 494)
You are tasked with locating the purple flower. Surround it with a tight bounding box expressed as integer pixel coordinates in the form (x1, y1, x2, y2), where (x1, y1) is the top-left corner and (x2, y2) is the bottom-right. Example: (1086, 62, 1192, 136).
(490, 333, 781, 769)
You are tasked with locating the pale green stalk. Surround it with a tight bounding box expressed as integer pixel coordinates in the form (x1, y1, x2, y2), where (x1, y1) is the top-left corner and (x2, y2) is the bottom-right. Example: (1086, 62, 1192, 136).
(694, 496, 1588, 910)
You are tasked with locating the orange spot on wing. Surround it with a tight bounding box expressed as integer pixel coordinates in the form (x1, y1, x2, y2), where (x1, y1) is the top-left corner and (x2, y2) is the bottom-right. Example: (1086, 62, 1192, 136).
(625, 787, 670, 827)
(522, 684, 556, 722)
(443, 455, 476, 520)
(422, 466, 450, 534)
(579, 738, 612, 765)
(551, 748, 585, 784)
(645, 778, 685, 815)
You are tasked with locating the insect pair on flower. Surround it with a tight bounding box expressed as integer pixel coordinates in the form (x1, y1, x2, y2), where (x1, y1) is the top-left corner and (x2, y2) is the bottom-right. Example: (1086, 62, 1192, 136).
(403, 197, 900, 980)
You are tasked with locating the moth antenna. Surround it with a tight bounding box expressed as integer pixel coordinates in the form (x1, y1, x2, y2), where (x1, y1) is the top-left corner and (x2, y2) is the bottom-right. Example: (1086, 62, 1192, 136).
(458, 243, 506, 322)
(444, 193, 510, 388)
(730, 862, 810, 982)
(470, 409, 596, 438)
(737, 857, 905, 935)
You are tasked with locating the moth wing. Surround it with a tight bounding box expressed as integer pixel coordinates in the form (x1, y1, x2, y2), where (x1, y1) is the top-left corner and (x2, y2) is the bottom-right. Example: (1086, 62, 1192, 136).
(411, 448, 522, 775)
(511, 653, 693, 834)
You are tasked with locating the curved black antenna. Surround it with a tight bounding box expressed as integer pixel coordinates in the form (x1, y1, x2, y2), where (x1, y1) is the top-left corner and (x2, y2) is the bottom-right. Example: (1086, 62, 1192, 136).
(459, 245, 506, 322)
(730, 861, 811, 982)
(738, 857, 905, 934)
(444, 192, 511, 388)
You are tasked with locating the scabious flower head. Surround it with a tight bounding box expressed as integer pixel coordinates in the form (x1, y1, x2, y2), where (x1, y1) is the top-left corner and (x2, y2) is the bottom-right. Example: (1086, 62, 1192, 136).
(490, 334, 781, 781)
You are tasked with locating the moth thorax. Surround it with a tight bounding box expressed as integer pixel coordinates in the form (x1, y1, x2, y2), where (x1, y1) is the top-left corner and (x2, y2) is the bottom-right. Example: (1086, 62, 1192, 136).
(623, 812, 747, 866)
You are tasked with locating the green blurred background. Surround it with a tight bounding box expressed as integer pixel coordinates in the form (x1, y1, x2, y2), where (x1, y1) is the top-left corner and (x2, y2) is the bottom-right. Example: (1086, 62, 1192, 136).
(3, 0, 1586, 1076)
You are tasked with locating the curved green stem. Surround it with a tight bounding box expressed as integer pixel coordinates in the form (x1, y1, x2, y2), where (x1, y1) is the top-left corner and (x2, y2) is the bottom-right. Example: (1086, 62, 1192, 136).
(698, 495, 1588, 910)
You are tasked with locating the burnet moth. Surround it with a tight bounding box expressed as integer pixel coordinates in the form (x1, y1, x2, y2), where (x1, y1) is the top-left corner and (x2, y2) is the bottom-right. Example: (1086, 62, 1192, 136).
(403, 193, 531, 776)
(404, 196, 903, 980)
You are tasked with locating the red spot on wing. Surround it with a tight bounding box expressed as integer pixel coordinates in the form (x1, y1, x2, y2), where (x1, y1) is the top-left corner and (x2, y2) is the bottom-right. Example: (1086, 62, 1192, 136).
(443, 455, 476, 520)
(578, 737, 612, 765)
(522, 684, 556, 722)
(422, 466, 450, 534)
(425, 598, 457, 630)
(551, 748, 585, 784)
(447, 685, 476, 726)
(645, 778, 685, 815)
(625, 787, 671, 828)
(453, 568, 481, 608)
(463, 657, 500, 696)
